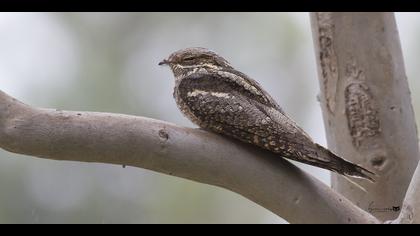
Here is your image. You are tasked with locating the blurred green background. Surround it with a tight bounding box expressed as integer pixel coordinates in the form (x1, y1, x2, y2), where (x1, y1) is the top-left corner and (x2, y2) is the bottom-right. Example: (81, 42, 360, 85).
(0, 12, 418, 223)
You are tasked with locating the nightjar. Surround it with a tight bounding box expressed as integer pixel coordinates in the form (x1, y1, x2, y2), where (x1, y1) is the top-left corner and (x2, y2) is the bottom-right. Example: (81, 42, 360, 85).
(159, 47, 375, 181)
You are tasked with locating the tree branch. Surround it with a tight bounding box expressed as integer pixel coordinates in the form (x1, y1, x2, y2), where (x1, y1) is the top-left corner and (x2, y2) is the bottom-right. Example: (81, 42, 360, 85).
(392, 160, 420, 223)
(0, 89, 379, 224)
(310, 12, 419, 221)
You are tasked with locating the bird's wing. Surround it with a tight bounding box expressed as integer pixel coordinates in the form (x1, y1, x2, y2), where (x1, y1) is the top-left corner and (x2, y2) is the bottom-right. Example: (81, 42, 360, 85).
(177, 72, 325, 163)
(179, 71, 312, 138)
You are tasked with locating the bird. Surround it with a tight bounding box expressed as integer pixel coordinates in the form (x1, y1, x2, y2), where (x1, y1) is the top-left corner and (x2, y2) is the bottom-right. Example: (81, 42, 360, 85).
(159, 47, 375, 182)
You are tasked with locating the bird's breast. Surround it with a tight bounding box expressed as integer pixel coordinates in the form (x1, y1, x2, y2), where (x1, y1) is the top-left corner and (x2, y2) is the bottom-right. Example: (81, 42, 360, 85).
(173, 85, 207, 128)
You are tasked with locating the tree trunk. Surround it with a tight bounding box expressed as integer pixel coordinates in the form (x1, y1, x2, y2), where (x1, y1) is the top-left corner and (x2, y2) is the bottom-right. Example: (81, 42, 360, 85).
(310, 12, 419, 221)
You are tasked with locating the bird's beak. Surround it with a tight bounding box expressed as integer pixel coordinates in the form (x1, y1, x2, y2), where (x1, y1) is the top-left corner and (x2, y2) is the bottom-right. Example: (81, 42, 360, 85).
(158, 59, 170, 66)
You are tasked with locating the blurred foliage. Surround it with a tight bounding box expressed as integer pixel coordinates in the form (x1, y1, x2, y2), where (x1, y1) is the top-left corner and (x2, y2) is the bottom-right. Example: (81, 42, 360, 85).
(0, 12, 418, 223)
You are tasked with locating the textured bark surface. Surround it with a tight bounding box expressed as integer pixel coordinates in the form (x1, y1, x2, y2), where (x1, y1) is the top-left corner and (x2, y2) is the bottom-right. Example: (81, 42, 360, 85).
(0, 89, 379, 224)
(310, 12, 419, 221)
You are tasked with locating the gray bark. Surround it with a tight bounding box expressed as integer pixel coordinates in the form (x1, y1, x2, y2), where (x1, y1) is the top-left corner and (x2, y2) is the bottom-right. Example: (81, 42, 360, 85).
(310, 12, 419, 221)
(0, 89, 379, 224)
(392, 161, 420, 223)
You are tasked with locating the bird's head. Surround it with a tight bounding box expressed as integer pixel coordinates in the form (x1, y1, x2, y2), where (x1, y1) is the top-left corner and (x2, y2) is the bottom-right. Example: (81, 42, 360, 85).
(159, 47, 233, 78)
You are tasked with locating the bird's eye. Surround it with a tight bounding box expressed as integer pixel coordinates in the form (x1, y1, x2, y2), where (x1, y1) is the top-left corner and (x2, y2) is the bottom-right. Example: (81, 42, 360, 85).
(183, 57, 195, 61)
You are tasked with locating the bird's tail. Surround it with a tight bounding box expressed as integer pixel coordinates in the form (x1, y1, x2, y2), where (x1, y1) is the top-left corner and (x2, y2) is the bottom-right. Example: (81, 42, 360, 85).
(315, 144, 377, 183)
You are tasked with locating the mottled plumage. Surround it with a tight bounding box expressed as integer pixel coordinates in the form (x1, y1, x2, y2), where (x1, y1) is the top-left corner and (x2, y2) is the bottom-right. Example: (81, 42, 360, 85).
(159, 47, 375, 181)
